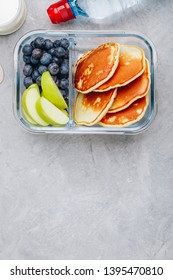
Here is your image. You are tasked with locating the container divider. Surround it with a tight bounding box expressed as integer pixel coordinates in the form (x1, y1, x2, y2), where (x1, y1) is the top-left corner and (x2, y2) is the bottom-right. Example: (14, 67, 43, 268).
(67, 37, 76, 129)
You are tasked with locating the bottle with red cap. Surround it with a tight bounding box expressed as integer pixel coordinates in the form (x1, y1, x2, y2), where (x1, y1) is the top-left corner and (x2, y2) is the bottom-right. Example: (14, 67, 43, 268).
(47, 0, 139, 24)
(47, 0, 88, 24)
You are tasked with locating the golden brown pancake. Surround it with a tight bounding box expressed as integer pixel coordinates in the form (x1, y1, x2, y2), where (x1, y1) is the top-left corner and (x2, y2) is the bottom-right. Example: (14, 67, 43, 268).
(99, 94, 149, 127)
(75, 42, 120, 94)
(74, 88, 117, 126)
(108, 59, 150, 113)
(95, 45, 145, 92)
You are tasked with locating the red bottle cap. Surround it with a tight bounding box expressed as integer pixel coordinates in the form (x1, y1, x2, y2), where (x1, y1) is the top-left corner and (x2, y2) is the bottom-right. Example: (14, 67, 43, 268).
(47, 0, 75, 24)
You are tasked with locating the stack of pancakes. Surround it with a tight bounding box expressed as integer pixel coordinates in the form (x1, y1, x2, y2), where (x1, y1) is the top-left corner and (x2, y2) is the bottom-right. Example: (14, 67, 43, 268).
(74, 42, 150, 127)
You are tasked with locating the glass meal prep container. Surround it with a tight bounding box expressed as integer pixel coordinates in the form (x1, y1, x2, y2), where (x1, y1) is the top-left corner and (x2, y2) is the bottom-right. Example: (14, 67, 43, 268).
(13, 30, 157, 134)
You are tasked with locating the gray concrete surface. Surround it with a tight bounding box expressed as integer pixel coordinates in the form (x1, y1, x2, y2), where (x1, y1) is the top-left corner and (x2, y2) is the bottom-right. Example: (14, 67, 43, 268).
(0, 0, 173, 260)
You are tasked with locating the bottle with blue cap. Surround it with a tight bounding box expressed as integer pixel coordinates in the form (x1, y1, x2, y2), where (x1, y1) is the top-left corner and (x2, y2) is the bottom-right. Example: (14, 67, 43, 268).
(47, 0, 139, 24)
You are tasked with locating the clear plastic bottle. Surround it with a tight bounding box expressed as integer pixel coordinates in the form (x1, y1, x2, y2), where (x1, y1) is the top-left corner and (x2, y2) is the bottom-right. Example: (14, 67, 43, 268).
(47, 0, 139, 24)
(78, 0, 139, 20)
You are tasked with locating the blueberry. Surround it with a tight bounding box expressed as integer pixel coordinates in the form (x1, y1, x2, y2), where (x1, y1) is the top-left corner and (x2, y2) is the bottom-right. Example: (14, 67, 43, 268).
(30, 56, 40, 65)
(32, 69, 40, 82)
(51, 75, 58, 83)
(54, 47, 66, 58)
(32, 48, 43, 59)
(62, 59, 69, 65)
(34, 37, 45, 49)
(64, 97, 69, 105)
(59, 78, 69, 89)
(24, 77, 33, 88)
(22, 44, 33, 55)
(23, 64, 33, 77)
(36, 76, 41, 86)
(30, 40, 36, 49)
(38, 65, 47, 75)
(47, 48, 55, 56)
(44, 39, 54, 50)
(60, 64, 69, 75)
(52, 56, 63, 65)
(23, 55, 31, 64)
(53, 39, 61, 48)
(64, 49, 69, 58)
(60, 38, 69, 49)
(60, 89, 67, 97)
(58, 73, 68, 79)
(48, 63, 59, 75)
(40, 53, 52, 65)
(55, 79, 60, 88)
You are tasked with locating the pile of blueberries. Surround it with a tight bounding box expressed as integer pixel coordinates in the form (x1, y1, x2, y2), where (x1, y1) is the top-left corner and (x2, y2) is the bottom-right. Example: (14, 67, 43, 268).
(22, 37, 69, 103)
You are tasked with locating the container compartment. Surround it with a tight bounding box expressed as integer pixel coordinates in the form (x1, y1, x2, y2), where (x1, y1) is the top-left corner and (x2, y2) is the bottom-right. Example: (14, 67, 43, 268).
(14, 30, 157, 134)
(14, 30, 73, 133)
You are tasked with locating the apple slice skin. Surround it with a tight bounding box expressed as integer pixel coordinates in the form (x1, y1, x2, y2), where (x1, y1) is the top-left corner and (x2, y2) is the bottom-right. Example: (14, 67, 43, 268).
(36, 97, 69, 125)
(53, 110, 69, 127)
(28, 83, 39, 90)
(22, 107, 37, 125)
(22, 84, 49, 126)
(62, 110, 69, 117)
(41, 71, 67, 110)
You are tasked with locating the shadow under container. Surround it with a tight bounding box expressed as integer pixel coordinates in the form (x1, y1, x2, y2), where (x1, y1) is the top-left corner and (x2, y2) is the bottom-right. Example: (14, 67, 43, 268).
(13, 30, 157, 135)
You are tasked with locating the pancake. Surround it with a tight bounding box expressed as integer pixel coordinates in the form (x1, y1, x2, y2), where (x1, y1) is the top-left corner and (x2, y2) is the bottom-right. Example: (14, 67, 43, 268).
(75, 42, 120, 94)
(74, 88, 117, 126)
(108, 59, 150, 113)
(99, 94, 149, 128)
(95, 44, 146, 92)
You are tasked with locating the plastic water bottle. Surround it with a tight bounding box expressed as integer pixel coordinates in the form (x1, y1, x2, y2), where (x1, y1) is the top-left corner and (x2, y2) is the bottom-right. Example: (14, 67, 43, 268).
(47, 0, 139, 24)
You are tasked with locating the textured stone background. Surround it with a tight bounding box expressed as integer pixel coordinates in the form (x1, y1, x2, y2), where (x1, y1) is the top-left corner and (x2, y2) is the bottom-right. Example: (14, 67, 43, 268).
(0, 0, 172, 259)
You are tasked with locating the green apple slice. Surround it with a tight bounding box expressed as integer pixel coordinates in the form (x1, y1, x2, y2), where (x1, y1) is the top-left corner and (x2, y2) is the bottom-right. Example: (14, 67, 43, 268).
(62, 110, 69, 117)
(22, 84, 49, 126)
(22, 107, 37, 125)
(36, 97, 69, 125)
(41, 71, 67, 110)
(53, 110, 69, 126)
